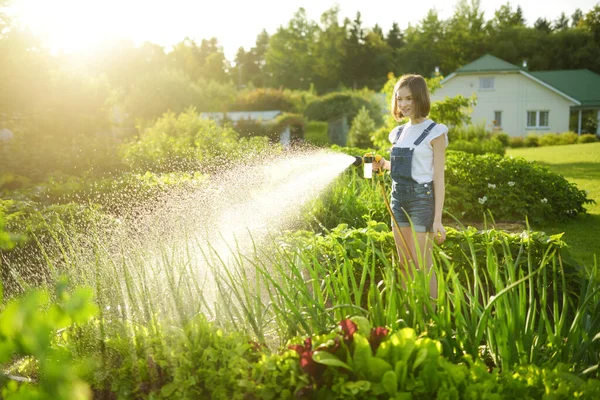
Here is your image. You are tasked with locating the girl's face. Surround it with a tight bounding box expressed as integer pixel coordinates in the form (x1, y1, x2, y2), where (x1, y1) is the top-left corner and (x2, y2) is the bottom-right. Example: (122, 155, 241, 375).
(395, 86, 414, 119)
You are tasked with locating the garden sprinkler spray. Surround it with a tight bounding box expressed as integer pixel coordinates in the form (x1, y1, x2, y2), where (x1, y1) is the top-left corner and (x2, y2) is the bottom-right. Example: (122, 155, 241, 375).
(353, 153, 384, 179)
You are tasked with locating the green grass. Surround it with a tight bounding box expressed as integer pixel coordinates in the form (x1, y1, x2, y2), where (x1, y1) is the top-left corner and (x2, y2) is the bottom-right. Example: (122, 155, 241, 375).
(507, 142, 600, 267)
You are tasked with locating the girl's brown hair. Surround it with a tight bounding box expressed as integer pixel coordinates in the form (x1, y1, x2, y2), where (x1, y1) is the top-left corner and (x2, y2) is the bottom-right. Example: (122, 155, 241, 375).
(391, 74, 431, 121)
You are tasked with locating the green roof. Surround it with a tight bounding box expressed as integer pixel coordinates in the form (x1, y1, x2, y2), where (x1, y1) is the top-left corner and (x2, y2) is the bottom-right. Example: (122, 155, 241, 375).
(456, 54, 522, 73)
(529, 69, 600, 108)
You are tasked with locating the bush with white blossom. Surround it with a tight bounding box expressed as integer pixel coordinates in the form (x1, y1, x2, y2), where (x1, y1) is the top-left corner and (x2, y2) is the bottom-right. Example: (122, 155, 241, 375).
(444, 151, 594, 223)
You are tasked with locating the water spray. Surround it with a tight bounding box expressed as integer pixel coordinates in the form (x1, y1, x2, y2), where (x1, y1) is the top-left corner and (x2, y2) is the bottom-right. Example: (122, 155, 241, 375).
(352, 152, 384, 178)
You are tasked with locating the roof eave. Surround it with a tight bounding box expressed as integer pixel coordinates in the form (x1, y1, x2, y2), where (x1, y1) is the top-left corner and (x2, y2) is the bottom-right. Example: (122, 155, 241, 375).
(519, 71, 581, 105)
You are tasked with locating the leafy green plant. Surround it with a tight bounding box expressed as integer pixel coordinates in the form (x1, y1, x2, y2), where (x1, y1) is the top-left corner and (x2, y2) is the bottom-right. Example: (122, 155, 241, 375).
(0, 278, 98, 400)
(286, 318, 600, 399)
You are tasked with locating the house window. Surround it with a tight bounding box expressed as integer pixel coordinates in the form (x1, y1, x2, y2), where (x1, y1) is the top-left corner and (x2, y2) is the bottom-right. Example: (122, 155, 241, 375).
(527, 111, 550, 128)
(494, 111, 502, 128)
(479, 77, 495, 90)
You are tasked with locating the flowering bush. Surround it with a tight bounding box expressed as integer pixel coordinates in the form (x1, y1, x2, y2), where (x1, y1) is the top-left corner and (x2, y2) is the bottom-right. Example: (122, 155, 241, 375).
(445, 151, 594, 223)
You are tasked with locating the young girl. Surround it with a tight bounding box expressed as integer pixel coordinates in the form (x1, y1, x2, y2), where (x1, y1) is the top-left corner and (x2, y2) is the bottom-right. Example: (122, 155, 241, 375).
(374, 74, 447, 298)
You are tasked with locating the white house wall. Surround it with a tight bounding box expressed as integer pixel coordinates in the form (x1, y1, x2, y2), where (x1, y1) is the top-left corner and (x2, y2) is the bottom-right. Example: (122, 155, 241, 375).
(431, 73, 576, 136)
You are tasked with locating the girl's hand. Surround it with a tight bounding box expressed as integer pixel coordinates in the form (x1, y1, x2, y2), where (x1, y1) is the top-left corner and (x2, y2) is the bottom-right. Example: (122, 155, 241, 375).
(432, 222, 446, 244)
(374, 158, 387, 171)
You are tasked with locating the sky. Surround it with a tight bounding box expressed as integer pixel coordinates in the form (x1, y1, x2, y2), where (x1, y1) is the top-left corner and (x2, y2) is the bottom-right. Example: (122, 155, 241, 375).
(8, 0, 600, 61)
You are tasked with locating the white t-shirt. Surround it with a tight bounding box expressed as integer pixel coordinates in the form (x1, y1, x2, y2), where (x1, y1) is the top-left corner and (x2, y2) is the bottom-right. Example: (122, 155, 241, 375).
(388, 119, 448, 184)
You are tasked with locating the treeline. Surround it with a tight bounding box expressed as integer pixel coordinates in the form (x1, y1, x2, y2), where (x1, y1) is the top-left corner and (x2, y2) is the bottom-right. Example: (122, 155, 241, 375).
(236, 1, 600, 92)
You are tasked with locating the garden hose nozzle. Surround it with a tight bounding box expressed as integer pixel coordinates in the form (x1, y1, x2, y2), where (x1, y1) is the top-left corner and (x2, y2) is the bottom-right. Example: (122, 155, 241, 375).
(353, 153, 384, 178)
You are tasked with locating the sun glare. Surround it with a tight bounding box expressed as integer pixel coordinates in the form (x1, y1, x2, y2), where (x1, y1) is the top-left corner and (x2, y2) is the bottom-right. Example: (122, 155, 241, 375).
(13, 0, 163, 54)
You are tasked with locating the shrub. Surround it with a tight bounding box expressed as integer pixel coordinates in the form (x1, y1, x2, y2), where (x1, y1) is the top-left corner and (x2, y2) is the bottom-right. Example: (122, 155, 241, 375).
(579, 133, 599, 143)
(445, 150, 593, 223)
(557, 131, 580, 145)
(348, 106, 375, 148)
(448, 139, 505, 156)
(119, 108, 240, 173)
(508, 136, 525, 148)
(448, 122, 489, 141)
(491, 131, 510, 147)
(232, 118, 269, 138)
(323, 147, 593, 225)
(228, 88, 297, 112)
(304, 121, 329, 146)
(538, 133, 561, 147)
(524, 133, 539, 147)
(304, 91, 383, 126)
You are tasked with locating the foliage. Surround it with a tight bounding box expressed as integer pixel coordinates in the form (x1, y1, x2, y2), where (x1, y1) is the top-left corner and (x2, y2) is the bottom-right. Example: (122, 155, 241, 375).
(448, 139, 505, 155)
(119, 108, 241, 173)
(228, 88, 297, 112)
(286, 319, 600, 399)
(0, 279, 98, 400)
(304, 121, 329, 146)
(347, 106, 376, 148)
(429, 93, 477, 129)
(579, 133, 600, 143)
(313, 148, 594, 226)
(445, 150, 594, 223)
(119, 69, 236, 121)
(303, 91, 383, 126)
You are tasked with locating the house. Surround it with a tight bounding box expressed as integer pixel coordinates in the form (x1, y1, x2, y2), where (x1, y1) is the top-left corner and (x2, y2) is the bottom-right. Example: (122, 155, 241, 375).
(200, 110, 304, 146)
(431, 54, 600, 136)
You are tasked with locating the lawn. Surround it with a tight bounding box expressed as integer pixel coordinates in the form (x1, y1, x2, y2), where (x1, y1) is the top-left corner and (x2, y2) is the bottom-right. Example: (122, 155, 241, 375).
(507, 142, 600, 267)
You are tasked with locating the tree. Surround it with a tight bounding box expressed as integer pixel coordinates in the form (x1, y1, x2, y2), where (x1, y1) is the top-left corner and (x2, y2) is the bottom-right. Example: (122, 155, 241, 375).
(554, 12, 570, 31)
(488, 3, 526, 30)
(534, 18, 553, 33)
(572, 8, 584, 27)
(444, 0, 487, 73)
(583, 4, 600, 42)
(386, 22, 405, 49)
(264, 8, 317, 90)
(342, 12, 367, 89)
(348, 106, 375, 148)
(310, 6, 347, 92)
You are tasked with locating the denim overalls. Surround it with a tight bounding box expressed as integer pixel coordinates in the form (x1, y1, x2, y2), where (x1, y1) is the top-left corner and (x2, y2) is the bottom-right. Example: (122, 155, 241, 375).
(389, 122, 437, 232)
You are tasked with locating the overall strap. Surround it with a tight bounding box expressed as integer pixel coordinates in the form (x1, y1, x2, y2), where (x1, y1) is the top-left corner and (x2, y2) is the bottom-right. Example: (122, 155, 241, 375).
(413, 122, 437, 146)
(391, 124, 406, 145)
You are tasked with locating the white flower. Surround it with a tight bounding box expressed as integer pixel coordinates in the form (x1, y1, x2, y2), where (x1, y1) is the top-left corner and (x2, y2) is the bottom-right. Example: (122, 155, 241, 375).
(508, 181, 515, 187)
(541, 198, 548, 203)
(478, 196, 487, 204)
(488, 183, 496, 189)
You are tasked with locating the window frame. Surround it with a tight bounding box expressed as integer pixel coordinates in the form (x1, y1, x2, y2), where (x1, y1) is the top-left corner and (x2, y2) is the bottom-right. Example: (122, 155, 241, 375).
(526, 110, 550, 129)
(494, 111, 502, 128)
(479, 77, 495, 91)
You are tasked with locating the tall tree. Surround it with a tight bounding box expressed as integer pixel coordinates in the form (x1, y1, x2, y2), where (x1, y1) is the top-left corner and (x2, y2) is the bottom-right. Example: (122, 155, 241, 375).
(534, 18, 553, 33)
(264, 8, 317, 90)
(311, 6, 347, 92)
(583, 4, 600, 42)
(445, 0, 487, 73)
(488, 3, 526, 30)
(342, 12, 367, 89)
(386, 22, 405, 49)
(554, 12, 570, 31)
(572, 8, 584, 27)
